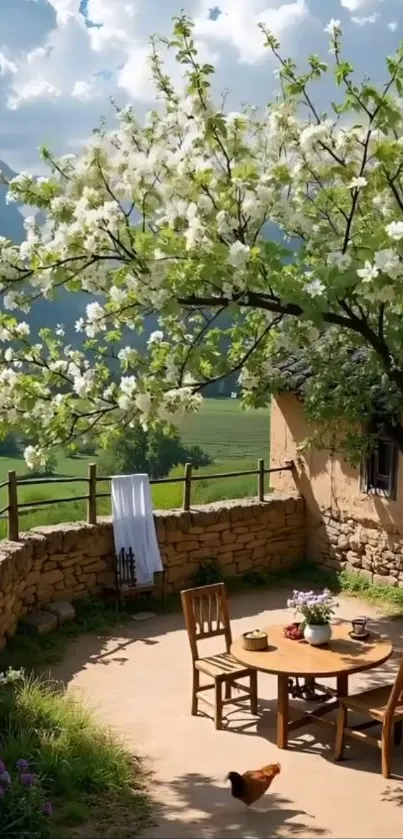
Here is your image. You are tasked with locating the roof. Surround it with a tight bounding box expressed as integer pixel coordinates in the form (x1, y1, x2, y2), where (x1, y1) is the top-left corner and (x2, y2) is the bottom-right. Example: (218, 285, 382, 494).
(274, 354, 313, 396)
(273, 347, 395, 418)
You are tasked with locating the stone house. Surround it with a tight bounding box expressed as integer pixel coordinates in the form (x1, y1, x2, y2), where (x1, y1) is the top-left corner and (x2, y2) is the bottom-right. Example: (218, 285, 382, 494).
(269, 356, 403, 588)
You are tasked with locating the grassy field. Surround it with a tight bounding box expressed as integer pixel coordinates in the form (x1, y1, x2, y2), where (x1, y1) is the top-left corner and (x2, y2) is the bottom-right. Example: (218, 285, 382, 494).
(0, 399, 270, 536)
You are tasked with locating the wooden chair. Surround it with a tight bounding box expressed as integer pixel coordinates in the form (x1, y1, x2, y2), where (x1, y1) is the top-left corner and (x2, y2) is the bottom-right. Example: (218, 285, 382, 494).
(334, 657, 403, 778)
(180, 582, 258, 730)
(104, 547, 165, 610)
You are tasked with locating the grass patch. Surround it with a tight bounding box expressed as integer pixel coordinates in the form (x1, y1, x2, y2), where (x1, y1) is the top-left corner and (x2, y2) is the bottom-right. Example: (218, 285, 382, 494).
(0, 398, 271, 537)
(0, 670, 151, 839)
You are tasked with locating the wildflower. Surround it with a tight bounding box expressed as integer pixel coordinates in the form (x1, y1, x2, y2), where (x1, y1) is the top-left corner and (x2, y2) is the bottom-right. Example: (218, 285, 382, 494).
(20, 772, 37, 786)
(41, 801, 53, 816)
(0, 770, 11, 785)
(16, 758, 29, 772)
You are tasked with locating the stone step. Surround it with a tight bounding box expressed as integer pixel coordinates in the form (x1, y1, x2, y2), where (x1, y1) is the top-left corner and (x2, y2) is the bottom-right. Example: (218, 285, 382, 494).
(43, 600, 76, 626)
(21, 610, 58, 635)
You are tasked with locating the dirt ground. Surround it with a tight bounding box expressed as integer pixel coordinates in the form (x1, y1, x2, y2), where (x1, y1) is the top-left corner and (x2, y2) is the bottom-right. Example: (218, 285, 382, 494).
(50, 589, 403, 838)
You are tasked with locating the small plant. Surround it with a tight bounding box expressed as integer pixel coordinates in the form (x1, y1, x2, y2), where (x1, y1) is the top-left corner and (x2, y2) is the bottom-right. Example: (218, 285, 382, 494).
(192, 559, 222, 587)
(0, 667, 151, 838)
(242, 570, 269, 586)
(287, 589, 337, 626)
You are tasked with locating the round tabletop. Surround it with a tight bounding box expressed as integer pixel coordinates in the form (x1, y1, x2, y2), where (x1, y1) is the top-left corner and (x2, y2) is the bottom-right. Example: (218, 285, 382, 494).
(230, 622, 393, 678)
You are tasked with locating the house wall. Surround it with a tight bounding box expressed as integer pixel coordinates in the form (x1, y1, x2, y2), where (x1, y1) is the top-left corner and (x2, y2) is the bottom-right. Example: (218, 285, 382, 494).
(270, 393, 403, 587)
(0, 492, 304, 648)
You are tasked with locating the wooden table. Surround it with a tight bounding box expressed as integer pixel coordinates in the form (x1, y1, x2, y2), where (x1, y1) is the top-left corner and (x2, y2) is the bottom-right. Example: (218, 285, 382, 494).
(231, 622, 393, 749)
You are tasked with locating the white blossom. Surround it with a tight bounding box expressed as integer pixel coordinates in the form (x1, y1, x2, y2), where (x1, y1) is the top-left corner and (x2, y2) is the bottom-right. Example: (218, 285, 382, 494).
(386, 221, 403, 241)
(24, 445, 47, 471)
(147, 330, 164, 345)
(374, 249, 400, 277)
(228, 241, 250, 268)
(348, 176, 367, 190)
(305, 278, 325, 297)
(324, 18, 341, 35)
(327, 251, 352, 270)
(357, 261, 379, 283)
(4, 291, 18, 310)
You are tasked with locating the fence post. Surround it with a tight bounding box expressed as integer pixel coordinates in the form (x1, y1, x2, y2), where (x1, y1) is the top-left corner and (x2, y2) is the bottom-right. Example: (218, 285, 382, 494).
(7, 470, 19, 541)
(258, 458, 265, 502)
(182, 462, 192, 511)
(87, 462, 97, 524)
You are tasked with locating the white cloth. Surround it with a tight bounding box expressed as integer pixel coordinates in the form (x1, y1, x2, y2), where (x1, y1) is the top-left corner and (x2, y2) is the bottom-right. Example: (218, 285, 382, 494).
(111, 473, 163, 585)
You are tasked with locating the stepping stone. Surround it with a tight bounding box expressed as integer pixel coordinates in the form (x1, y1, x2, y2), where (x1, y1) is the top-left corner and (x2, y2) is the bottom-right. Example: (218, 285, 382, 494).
(22, 610, 58, 635)
(43, 600, 76, 626)
(131, 611, 156, 621)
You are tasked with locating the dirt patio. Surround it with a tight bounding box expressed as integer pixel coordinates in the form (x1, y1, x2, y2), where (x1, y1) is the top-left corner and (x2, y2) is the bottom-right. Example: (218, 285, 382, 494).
(50, 588, 403, 838)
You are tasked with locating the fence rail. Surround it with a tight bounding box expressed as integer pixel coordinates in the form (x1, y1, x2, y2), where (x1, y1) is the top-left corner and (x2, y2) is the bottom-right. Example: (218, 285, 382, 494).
(0, 459, 294, 542)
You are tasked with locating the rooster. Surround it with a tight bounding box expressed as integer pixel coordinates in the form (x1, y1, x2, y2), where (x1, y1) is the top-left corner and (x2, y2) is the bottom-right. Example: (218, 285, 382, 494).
(227, 763, 280, 807)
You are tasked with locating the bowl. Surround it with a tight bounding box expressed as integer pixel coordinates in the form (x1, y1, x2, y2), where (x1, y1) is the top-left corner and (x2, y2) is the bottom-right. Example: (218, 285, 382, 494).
(242, 630, 268, 651)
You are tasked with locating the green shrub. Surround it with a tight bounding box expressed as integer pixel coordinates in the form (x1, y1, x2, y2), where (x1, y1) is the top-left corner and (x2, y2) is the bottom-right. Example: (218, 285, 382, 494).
(0, 668, 150, 838)
(192, 559, 223, 587)
(98, 423, 211, 479)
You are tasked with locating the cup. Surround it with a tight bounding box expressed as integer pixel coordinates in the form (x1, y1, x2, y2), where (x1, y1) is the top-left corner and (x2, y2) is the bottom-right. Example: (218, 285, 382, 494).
(352, 616, 368, 636)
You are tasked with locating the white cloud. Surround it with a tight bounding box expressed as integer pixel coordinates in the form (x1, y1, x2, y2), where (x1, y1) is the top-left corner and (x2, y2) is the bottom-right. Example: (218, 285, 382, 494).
(72, 79, 94, 100)
(8, 79, 60, 110)
(0, 0, 401, 174)
(5, 16, 106, 109)
(0, 53, 17, 75)
(42, 0, 81, 25)
(351, 13, 380, 25)
(340, 0, 374, 11)
(194, 0, 309, 63)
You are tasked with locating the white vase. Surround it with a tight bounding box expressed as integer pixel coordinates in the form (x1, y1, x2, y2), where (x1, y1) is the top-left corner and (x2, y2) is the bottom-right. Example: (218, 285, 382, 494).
(304, 623, 332, 646)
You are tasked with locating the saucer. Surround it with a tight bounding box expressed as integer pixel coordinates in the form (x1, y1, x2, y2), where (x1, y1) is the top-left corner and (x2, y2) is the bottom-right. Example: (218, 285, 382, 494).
(349, 630, 369, 641)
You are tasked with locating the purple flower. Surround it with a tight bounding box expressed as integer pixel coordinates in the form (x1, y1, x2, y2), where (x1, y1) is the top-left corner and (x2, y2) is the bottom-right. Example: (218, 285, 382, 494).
(41, 801, 53, 816)
(20, 772, 37, 786)
(16, 758, 29, 772)
(0, 771, 11, 785)
(0, 786, 4, 798)
(0, 760, 5, 774)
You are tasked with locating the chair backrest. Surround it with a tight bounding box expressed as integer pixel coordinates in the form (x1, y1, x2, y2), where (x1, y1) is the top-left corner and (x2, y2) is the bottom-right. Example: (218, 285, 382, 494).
(180, 582, 232, 661)
(116, 547, 137, 590)
(386, 654, 403, 718)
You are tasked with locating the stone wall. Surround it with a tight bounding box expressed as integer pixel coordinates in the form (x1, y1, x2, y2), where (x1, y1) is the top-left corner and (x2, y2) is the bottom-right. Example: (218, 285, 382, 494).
(310, 509, 403, 588)
(0, 491, 304, 648)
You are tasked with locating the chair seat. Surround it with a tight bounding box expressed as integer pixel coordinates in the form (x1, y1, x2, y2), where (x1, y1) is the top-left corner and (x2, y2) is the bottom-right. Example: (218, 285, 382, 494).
(196, 651, 251, 679)
(340, 684, 403, 718)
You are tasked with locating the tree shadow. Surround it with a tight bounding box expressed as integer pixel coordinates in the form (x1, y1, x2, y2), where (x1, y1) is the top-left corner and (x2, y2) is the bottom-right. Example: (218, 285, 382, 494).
(145, 771, 329, 838)
(45, 587, 300, 686)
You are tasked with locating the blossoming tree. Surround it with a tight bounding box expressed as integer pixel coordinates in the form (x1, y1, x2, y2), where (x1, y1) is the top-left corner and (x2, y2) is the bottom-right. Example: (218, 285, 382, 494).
(1, 15, 403, 468)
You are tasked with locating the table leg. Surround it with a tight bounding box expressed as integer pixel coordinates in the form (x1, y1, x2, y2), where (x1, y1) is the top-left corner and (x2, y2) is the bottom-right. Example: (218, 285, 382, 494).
(337, 674, 348, 698)
(277, 673, 289, 749)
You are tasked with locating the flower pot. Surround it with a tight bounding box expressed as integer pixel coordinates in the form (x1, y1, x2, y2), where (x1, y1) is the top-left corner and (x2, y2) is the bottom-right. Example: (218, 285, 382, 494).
(304, 623, 332, 646)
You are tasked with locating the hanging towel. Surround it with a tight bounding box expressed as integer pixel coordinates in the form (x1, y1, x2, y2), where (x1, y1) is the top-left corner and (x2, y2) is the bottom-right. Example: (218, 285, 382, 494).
(111, 474, 163, 586)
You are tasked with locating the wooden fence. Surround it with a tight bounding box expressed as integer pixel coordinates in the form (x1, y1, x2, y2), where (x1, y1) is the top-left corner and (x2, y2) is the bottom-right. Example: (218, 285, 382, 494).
(0, 459, 294, 542)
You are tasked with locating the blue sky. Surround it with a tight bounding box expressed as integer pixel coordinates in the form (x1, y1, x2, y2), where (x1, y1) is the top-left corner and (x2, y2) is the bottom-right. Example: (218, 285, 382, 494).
(0, 0, 401, 172)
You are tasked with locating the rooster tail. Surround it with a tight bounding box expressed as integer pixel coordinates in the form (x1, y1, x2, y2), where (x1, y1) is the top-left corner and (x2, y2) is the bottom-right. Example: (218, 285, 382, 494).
(261, 763, 281, 777)
(227, 771, 246, 798)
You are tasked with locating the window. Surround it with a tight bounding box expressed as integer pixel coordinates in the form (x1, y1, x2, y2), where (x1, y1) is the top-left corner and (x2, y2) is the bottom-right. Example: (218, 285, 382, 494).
(361, 436, 398, 499)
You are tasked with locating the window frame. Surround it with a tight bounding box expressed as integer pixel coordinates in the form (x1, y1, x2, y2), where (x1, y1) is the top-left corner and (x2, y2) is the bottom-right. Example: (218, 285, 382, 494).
(361, 435, 398, 500)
